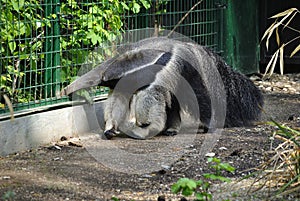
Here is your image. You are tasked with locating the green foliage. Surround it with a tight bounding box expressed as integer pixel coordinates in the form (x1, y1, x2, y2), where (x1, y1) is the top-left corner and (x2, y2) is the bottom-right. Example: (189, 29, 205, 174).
(111, 197, 120, 201)
(270, 119, 300, 147)
(171, 178, 212, 200)
(171, 157, 235, 201)
(2, 190, 15, 201)
(204, 157, 235, 183)
(0, 0, 152, 106)
(0, 0, 45, 103)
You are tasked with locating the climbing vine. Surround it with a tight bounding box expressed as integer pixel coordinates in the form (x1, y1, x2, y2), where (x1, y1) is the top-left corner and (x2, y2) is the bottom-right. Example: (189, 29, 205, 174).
(0, 0, 151, 104)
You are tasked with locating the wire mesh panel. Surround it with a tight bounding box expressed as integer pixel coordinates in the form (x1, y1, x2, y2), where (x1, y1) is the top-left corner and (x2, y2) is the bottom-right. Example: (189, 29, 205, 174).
(0, 0, 68, 113)
(0, 0, 225, 115)
(124, 0, 224, 51)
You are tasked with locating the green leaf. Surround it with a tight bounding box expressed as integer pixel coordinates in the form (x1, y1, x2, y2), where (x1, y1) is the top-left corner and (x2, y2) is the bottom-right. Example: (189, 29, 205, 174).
(171, 183, 181, 194)
(195, 192, 205, 201)
(111, 197, 119, 201)
(2, 191, 16, 200)
(11, 0, 24, 12)
(1, 75, 7, 82)
(196, 179, 204, 186)
(19, 0, 25, 9)
(195, 192, 212, 201)
(24, 13, 31, 20)
(31, 41, 42, 51)
(207, 157, 220, 164)
(19, 54, 28, 60)
(155, 9, 167, 14)
(203, 173, 215, 180)
(182, 187, 194, 196)
(120, 2, 130, 10)
(88, 21, 94, 29)
(207, 194, 213, 200)
(132, 2, 141, 13)
(186, 179, 197, 190)
(171, 178, 197, 195)
(87, 31, 100, 45)
(9, 41, 16, 53)
(204, 173, 231, 182)
(11, 0, 19, 12)
(140, 0, 151, 9)
(179, 178, 195, 187)
(19, 23, 26, 35)
(270, 119, 300, 147)
(219, 163, 235, 172)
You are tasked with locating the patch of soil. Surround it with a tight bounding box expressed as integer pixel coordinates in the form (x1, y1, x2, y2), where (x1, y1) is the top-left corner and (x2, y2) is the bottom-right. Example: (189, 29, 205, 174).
(0, 74, 300, 201)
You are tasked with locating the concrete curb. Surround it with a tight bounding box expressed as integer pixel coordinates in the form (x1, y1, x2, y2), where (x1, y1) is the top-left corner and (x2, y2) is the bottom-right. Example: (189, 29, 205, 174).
(0, 101, 105, 156)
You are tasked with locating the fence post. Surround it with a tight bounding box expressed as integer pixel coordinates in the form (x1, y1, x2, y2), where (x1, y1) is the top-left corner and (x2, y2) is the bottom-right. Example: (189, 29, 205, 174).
(222, 0, 260, 74)
(44, 0, 61, 99)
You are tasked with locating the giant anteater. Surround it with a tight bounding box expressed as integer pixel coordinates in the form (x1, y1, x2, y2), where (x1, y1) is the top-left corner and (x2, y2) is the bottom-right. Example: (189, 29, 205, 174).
(62, 37, 264, 139)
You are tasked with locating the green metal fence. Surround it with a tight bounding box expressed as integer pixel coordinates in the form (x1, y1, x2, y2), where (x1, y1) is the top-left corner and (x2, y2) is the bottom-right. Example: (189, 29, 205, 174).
(0, 0, 225, 116)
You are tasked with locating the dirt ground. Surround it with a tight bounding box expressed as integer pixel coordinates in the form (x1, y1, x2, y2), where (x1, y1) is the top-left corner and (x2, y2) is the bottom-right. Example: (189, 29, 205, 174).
(1, 76, 300, 201)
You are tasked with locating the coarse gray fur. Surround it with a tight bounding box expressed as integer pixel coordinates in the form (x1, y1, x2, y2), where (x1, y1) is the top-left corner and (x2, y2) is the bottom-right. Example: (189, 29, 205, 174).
(62, 37, 264, 139)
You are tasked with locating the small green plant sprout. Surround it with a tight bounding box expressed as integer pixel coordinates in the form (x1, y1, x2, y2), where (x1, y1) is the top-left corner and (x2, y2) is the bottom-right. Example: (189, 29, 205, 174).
(204, 157, 236, 182)
(171, 177, 212, 201)
(111, 197, 119, 201)
(171, 157, 235, 201)
(2, 190, 15, 201)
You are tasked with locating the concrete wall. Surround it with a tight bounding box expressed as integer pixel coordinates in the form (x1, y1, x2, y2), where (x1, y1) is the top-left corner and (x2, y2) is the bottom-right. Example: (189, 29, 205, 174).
(1, 94, 299, 156)
(0, 101, 105, 156)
